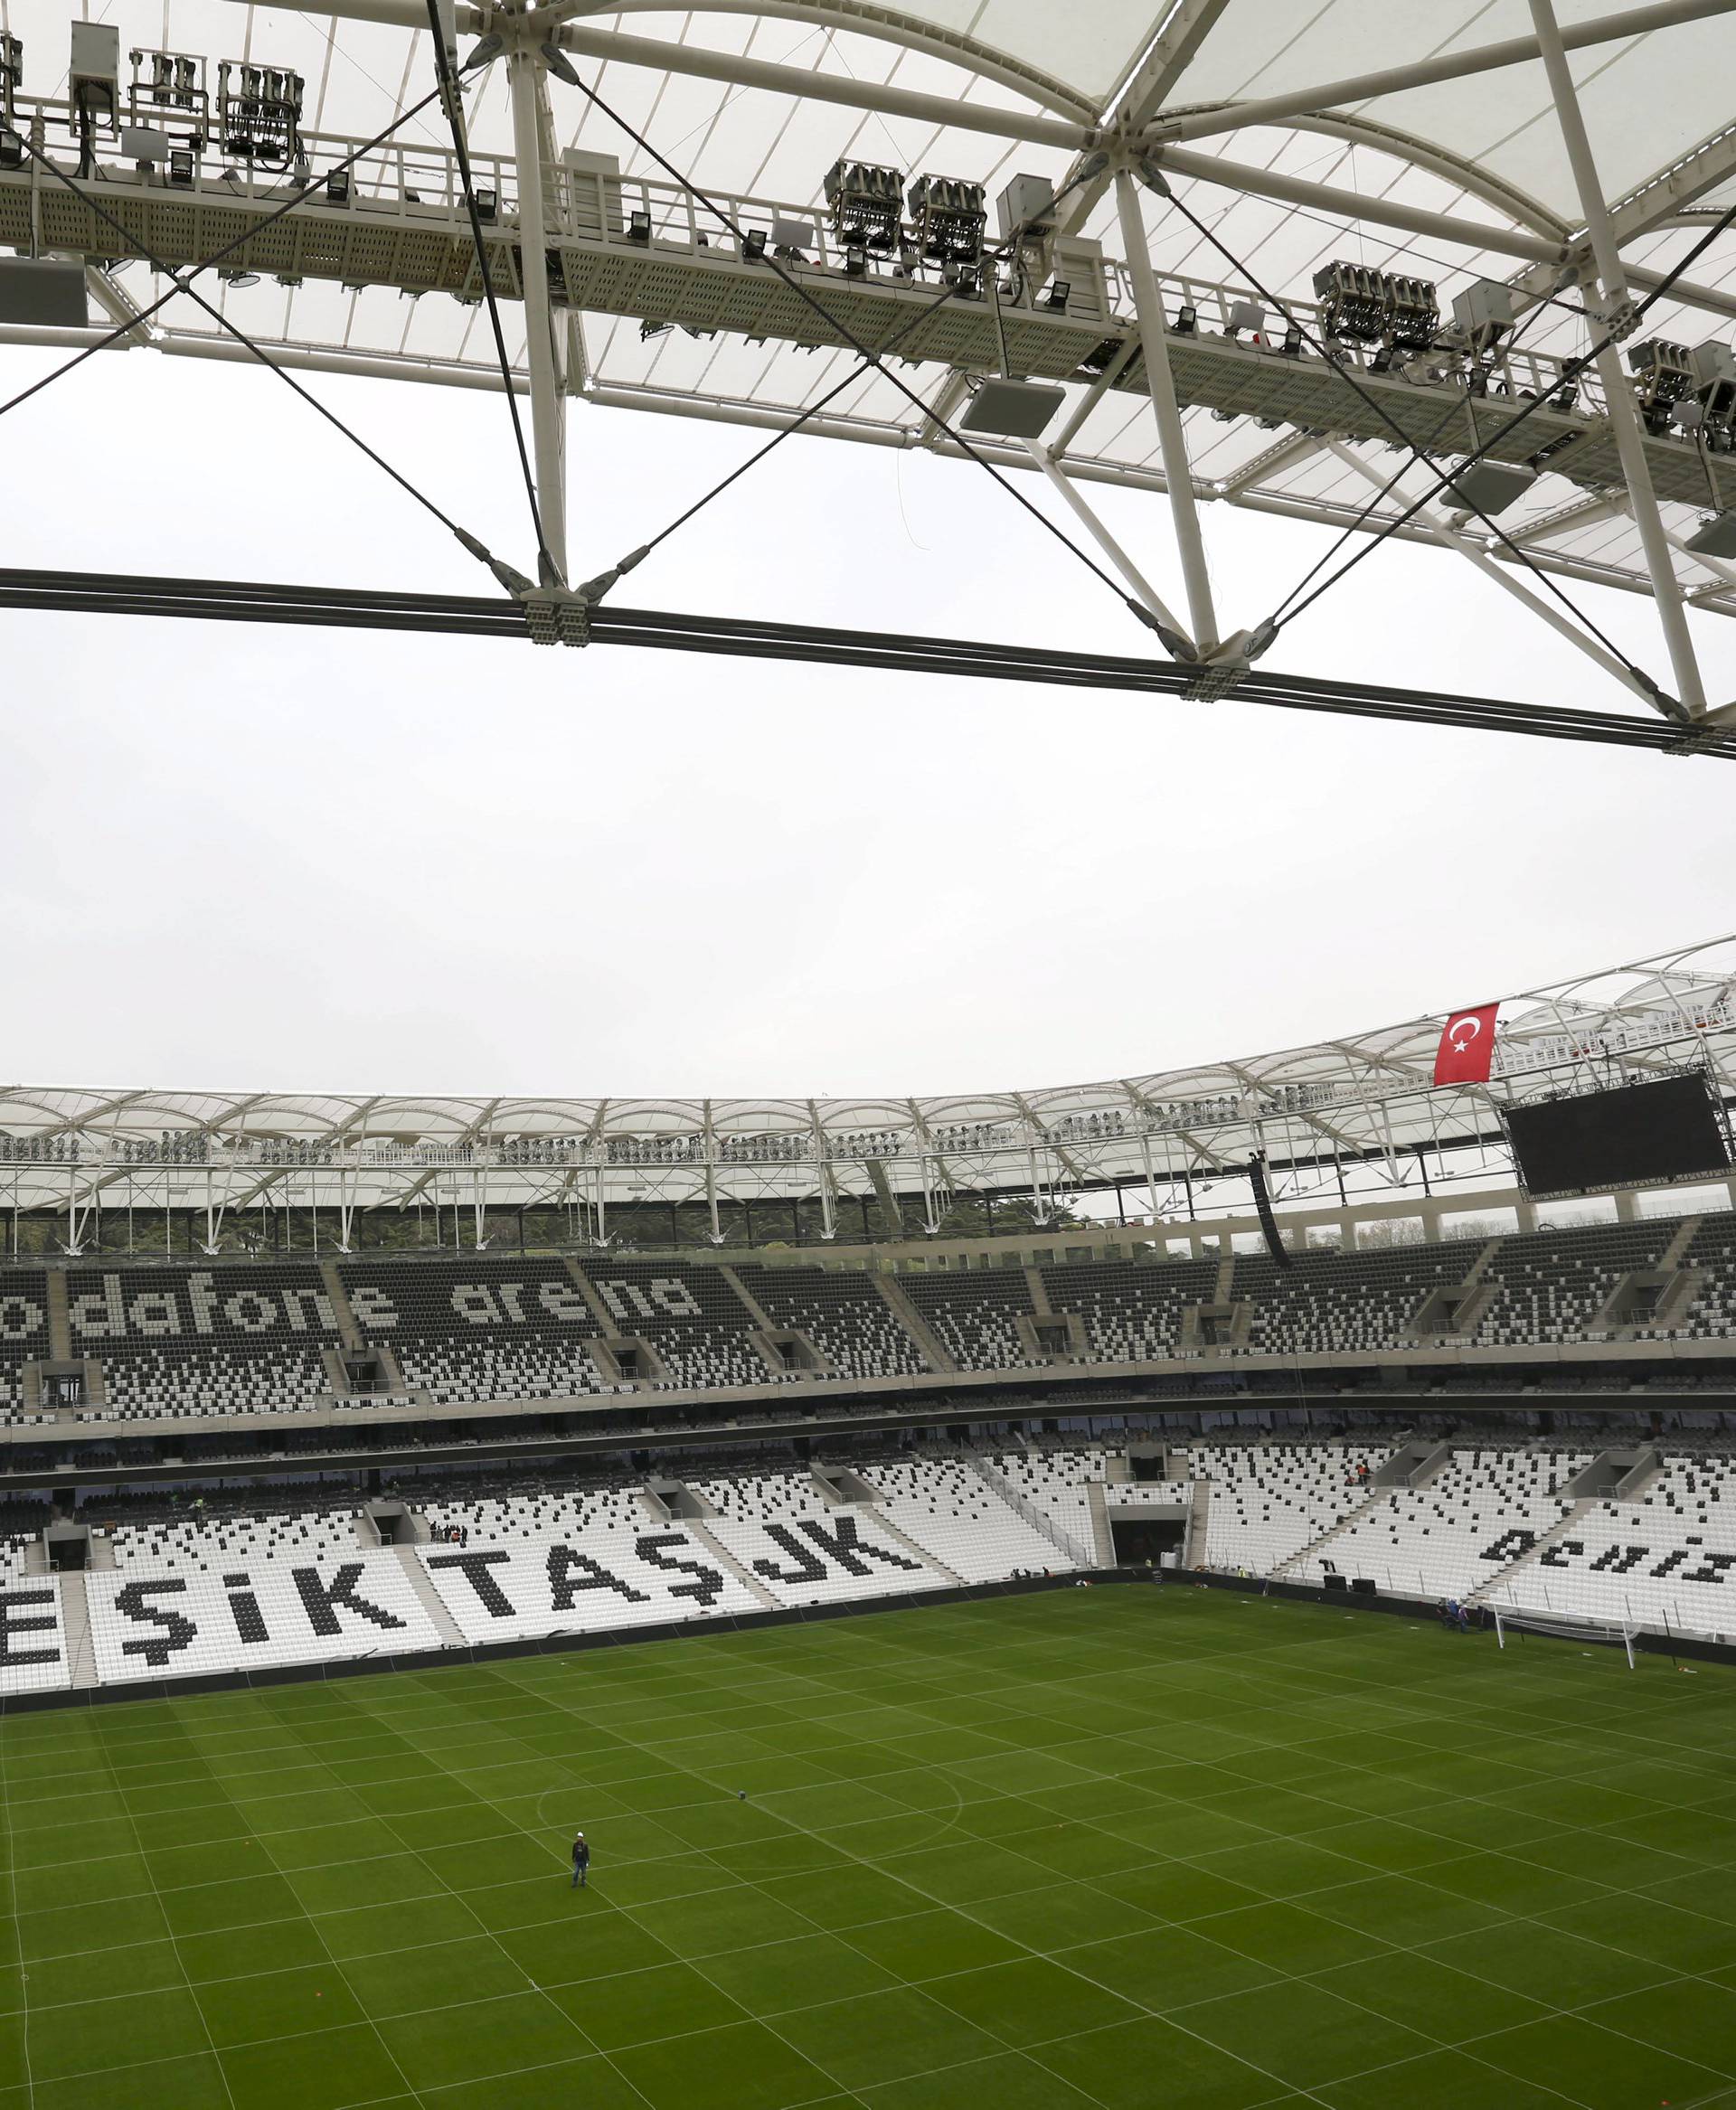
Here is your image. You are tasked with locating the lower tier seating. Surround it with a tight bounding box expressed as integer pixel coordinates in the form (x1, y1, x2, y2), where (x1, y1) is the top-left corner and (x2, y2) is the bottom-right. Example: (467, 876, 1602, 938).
(1189, 1442, 1391, 1572)
(1291, 1447, 1590, 1600)
(868, 1456, 1077, 1581)
(1478, 1452, 1736, 1641)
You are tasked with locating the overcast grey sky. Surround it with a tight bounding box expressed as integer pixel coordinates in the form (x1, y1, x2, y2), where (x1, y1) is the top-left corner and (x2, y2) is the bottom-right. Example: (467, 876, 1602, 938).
(2, 342, 1732, 1100)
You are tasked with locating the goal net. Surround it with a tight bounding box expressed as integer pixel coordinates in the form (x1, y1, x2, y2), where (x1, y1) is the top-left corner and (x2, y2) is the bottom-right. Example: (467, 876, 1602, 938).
(1492, 1606, 1638, 1669)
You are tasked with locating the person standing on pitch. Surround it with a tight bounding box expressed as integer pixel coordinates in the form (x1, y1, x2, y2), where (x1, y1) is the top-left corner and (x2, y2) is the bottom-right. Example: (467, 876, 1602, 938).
(571, 1832, 590, 1889)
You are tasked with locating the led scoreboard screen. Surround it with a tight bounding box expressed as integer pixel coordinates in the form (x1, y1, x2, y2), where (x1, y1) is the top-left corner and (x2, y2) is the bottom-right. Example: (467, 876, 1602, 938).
(1506, 1073, 1731, 1198)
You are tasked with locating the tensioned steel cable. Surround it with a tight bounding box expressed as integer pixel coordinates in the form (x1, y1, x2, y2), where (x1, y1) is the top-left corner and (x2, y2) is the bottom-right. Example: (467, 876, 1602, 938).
(0, 79, 452, 428)
(5, 562, 1733, 757)
(8, 116, 524, 586)
(424, 4, 554, 580)
(1272, 193, 1736, 644)
(548, 66, 1168, 634)
(1146, 172, 1652, 683)
(629, 277, 963, 564)
(1260, 286, 1575, 632)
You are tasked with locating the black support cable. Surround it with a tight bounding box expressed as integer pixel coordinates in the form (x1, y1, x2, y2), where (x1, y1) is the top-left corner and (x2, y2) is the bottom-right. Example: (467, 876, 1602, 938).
(424, 5, 554, 580)
(1272, 193, 1736, 644)
(1261, 289, 1575, 630)
(549, 68, 1164, 635)
(0, 80, 451, 429)
(632, 278, 962, 564)
(8, 121, 517, 585)
(1147, 172, 1653, 684)
(3, 563, 1731, 759)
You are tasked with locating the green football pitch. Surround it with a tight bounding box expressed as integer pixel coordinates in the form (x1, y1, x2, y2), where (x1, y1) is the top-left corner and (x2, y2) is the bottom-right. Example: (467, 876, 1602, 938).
(0, 1587, 1733, 2110)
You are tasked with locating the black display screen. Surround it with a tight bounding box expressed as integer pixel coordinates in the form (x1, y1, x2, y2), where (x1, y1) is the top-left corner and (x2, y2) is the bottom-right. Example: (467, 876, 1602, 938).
(1507, 1074, 1730, 1197)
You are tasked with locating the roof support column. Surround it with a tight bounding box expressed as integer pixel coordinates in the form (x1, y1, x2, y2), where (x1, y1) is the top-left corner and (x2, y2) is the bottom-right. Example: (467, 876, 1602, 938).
(1024, 440, 1191, 645)
(1528, 0, 1707, 719)
(508, 44, 569, 582)
(1322, 439, 1659, 707)
(1114, 167, 1217, 655)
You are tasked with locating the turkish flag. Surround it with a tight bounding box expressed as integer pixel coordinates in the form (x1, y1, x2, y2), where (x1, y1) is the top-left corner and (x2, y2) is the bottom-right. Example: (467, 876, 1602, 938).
(1433, 1003, 1498, 1086)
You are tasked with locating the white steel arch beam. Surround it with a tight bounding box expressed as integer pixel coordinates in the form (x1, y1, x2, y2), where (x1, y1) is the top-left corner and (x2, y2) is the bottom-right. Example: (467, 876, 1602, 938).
(532, 0, 1102, 120)
(1144, 0, 1736, 148)
(546, 22, 1089, 148)
(203, 0, 1092, 144)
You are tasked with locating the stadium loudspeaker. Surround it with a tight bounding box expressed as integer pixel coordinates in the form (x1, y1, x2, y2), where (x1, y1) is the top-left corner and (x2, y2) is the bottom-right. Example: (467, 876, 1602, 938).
(1247, 1154, 1291, 1268)
(1350, 1577, 1377, 1596)
(1322, 1573, 1348, 1593)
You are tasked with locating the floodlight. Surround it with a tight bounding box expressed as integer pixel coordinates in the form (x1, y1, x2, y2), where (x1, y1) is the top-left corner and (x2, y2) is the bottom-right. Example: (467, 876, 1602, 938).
(325, 166, 349, 205)
(1040, 280, 1070, 313)
(473, 185, 496, 221)
(217, 60, 304, 168)
(1172, 302, 1197, 334)
(220, 267, 259, 288)
(167, 146, 193, 185)
(0, 33, 20, 128)
(0, 130, 23, 171)
(843, 240, 867, 278)
(638, 318, 670, 341)
(1685, 510, 1736, 559)
(741, 228, 767, 262)
(463, 33, 504, 71)
(1314, 261, 1384, 343)
(628, 208, 651, 243)
(906, 174, 986, 265)
(824, 160, 902, 252)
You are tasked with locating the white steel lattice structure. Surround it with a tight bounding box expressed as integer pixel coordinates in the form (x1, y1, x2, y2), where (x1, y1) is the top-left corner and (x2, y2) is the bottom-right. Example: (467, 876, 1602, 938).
(3, 935, 1734, 1243)
(3, 4, 1736, 720)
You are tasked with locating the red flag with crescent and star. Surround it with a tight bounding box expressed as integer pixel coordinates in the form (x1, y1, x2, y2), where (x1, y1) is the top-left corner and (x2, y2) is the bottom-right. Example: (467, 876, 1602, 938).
(1433, 1003, 1499, 1086)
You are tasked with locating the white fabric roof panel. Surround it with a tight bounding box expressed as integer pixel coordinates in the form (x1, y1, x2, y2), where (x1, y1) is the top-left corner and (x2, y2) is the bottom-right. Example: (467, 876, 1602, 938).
(1167, 0, 1736, 222)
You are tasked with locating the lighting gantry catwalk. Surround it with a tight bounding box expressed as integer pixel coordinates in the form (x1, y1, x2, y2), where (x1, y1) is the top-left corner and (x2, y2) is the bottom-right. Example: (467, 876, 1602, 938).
(3, 2, 1736, 740)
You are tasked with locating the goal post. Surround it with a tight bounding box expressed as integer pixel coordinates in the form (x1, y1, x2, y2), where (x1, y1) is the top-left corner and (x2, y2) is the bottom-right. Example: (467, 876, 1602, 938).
(1493, 1605, 1637, 1669)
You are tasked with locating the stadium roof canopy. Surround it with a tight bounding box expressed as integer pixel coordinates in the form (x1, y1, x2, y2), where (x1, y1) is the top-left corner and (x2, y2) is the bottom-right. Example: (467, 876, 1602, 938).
(4, 2, 1736, 731)
(3, 934, 1733, 1240)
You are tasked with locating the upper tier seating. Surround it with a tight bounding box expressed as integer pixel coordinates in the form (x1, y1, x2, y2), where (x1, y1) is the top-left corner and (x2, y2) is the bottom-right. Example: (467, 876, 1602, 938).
(0, 1271, 50, 1420)
(732, 1264, 928, 1380)
(1474, 1223, 1673, 1346)
(579, 1258, 769, 1389)
(1478, 1452, 1736, 1641)
(1187, 1443, 1391, 1572)
(24, 1206, 1736, 1429)
(1235, 1240, 1482, 1356)
(901, 1267, 1037, 1370)
(64, 1266, 338, 1418)
(1295, 1447, 1591, 1599)
(1043, 1258, 1219, 1362)
(868, 1455, 1076, 1581)
(341, 1258, 609, 1404)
